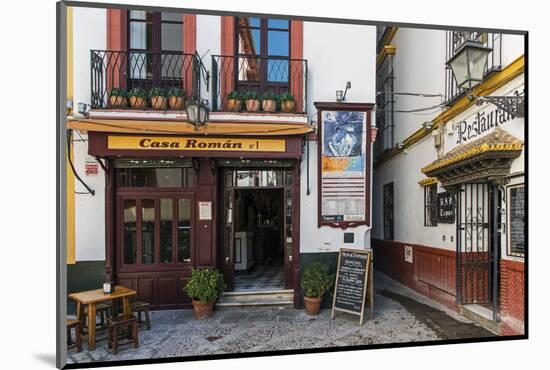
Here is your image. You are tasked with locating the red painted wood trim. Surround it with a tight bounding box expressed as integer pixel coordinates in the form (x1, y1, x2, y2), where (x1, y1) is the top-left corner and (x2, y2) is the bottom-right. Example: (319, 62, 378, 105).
(290, 20, 304, 112)
(183, 14, 197, 99)
(106, 9, 127, 91)
(220, 16, 235, 107)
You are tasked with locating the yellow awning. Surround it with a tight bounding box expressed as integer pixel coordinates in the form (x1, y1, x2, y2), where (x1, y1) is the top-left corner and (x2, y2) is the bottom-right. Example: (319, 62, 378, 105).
(67, 118, 314, 136)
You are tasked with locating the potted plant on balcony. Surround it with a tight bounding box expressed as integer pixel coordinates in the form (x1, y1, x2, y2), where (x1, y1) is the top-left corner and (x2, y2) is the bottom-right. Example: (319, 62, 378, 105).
(279, 92, 296, 113)
(184, 268, 225, 320)
(261, 92, 278, 113)
(226, 91, 242, 112)
(301, 262, 334, 316)
(108, 88, 128, 108)
(149, 87, 167, 110)
(128, 87, 147, 109)
(244, 91, 261, 112)
(167, 87, 186, 110)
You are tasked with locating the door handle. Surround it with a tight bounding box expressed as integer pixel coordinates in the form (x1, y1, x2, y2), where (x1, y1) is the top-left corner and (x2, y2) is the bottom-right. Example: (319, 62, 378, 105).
(225, 257, 230, 263)
(288, 255, 293, 262)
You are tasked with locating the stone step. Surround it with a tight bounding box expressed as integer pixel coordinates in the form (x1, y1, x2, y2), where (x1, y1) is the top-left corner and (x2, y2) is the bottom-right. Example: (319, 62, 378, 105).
(217, 290, 294, 309)
(459, 304, 502, 335)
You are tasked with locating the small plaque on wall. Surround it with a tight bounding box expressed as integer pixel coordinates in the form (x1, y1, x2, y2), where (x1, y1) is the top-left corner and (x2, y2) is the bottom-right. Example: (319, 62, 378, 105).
(437, 192, 455, 224)
(404, 245, 413, 263)
(199, 201, 212, 220)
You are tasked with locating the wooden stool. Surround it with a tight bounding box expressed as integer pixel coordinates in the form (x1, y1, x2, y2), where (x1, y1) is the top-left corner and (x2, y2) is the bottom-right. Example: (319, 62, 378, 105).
(131, 301, 151, 330)
(81, 302, 112, 332)
(67, 319, 82, 352)
(107, 314, 139, 354)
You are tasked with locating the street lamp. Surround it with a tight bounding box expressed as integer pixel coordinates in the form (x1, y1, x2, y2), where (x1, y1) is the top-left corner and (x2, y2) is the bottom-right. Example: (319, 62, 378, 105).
(446, 34, 492, 91)
(186, 99, 210, 129)
(447, 32, 524, 118)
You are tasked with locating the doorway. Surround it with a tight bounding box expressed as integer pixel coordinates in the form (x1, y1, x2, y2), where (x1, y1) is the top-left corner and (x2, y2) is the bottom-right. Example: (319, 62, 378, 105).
(456, 182, 501, 320)
(219, 167, 296, 293)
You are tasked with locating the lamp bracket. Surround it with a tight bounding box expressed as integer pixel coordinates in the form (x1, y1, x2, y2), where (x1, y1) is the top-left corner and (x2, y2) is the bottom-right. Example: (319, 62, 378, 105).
(472, 90, 525, 118)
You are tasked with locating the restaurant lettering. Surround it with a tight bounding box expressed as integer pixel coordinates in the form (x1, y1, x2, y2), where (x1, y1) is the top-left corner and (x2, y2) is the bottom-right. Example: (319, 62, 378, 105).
(108, 136, 286, 152)
(455, 106, 513, 145)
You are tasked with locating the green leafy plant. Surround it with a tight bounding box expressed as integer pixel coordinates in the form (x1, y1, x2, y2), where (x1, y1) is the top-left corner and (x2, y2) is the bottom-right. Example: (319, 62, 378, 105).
(243, 91, 260, 101)
(261, 92, 278, 101)
(278, 92, 295, 102)
(184, 268, 225, 303)
(109, 87, 127, 97)
(128, 87, 147, 98)
(226, 91, 243, 100)
(301, 262, 334, 298)
(148, 87, 167, 97)
(167, 87, 185, 97)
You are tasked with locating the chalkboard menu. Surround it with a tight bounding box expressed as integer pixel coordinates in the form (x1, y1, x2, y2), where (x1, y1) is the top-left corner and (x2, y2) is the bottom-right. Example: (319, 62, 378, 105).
(508, 185, 525, 256)
(437, 192, 455, 224)
(331, 248, 372, 324)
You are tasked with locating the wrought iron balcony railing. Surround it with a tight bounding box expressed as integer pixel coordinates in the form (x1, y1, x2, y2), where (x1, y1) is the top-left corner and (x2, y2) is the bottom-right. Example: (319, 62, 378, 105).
(90, 50, 202, 110)
(211, 54, 308, 114)
(444, 31, 502, 104)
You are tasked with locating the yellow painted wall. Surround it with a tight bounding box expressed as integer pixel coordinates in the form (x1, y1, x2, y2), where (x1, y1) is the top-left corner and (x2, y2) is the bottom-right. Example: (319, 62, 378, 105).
(66, 6, 76, 264)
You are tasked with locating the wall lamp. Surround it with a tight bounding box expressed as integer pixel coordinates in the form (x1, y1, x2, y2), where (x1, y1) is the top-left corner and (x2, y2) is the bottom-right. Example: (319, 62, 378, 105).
(336, 81, 352, 102)
(186, 98, 210, 130)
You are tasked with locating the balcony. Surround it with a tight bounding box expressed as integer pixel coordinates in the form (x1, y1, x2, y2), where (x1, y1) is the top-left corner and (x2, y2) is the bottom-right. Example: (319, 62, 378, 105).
(90, 50, 201, 110)
(210, 54, 308, 114)
(444, 31, 502, 104)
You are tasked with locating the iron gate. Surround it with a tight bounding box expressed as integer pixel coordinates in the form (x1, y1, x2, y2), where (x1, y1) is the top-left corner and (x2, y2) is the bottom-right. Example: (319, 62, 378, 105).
(456, 183, 500, 318)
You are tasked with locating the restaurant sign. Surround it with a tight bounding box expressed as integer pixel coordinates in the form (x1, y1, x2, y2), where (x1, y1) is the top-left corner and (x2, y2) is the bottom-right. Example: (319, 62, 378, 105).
(108, 136, 286, 152)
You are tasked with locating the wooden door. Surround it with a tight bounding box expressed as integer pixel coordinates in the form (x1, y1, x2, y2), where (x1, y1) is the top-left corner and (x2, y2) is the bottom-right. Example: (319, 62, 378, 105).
(222, 187, 235, 291)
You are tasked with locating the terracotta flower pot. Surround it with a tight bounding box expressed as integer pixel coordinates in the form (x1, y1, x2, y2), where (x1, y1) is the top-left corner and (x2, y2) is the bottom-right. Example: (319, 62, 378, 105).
(281, 100, 295, 113)
(168, 96, 185, 110)
(151, 96, 167, 110)
(192, 300, 214, 320)
(227, 99, 242, 112)
(129, 96, 147, 109)
(304, 296, 322, 316)
(246, 99, 261, 112)
(109, 95, 127, 108)
(262, 99, 277, 112)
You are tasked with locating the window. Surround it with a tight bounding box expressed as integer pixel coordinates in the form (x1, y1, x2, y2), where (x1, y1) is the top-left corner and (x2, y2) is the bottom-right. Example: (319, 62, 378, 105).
(424, 184, 438, 227)
(235, 17, 290, 94)
(120, 196, 192, 267)
(127, 10, 185, 85)
(117, 168, 194, 188)
(375, 52, 395, 159)
(507, 184, 525, 257)
(383, 182, 394, 240)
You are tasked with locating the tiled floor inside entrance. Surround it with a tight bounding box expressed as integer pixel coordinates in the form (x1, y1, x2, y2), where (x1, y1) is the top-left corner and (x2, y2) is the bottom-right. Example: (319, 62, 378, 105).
(234, 262, 285, 291)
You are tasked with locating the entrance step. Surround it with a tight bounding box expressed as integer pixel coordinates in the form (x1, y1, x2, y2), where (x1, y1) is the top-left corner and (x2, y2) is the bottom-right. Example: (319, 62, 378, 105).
(459, 304, 501, 335)
(217, 289, 294, 309)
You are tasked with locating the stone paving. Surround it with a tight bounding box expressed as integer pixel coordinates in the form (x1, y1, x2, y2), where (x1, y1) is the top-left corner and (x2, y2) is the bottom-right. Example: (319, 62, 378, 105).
(66, 272, 495, 364)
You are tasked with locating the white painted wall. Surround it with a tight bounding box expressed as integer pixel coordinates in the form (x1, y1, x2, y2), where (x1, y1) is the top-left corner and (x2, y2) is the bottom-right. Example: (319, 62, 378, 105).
(392, 28, 447, 144)
(299, 21, 376, 254)
(72, 7, 106, 109)
(303, 22, 376, 117)
(73, 137, 106, 261)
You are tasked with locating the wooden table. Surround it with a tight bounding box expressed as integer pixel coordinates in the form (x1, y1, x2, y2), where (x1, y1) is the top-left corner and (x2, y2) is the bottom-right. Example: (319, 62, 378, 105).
(69, 286, 136, 350)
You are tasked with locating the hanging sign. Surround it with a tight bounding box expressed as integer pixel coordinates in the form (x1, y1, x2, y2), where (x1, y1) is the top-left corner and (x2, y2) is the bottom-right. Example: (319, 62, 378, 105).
(108, 136, 286, 152)
(437, 192, 455, 224)
(316, 103, 374, 229)
(331, 248, 373, 325)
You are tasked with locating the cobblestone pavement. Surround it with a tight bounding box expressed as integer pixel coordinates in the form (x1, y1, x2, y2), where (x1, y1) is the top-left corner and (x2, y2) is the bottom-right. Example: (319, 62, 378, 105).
(66, 272, 495, 364)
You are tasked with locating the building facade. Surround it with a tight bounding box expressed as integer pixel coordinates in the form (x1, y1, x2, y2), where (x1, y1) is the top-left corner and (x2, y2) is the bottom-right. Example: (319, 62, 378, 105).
(372, 27, 525, 335)
(66, 6, 377, 310)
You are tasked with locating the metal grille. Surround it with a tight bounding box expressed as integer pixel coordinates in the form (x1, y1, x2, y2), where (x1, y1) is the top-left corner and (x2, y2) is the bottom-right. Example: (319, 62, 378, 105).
(456, 183, 500, 317)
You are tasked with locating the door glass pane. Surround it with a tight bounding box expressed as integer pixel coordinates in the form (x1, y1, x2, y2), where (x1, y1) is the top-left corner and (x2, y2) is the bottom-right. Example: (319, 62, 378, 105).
(238, 56, 260, 81)
(129, 20, 151, 50)
(238, 17, 260, 28)
(142, 199, 155, 264)
(160, 198, 173, 263)
(129, 10, 147, 20)
(268, 31, 289, 56)
(123, 199, 137, 264)
(161, 23, 183, 51)
(238, 28, 261, 55)
(178, 199, 191, 262)
(268, 19, 289, 29)
(267, 59, 289, 82)
(161, 12, 182, 21)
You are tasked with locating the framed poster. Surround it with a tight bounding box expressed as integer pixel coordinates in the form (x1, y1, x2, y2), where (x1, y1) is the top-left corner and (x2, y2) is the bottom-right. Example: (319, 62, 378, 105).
(315, 102, 374, 229)
(507, 184, 525, 257)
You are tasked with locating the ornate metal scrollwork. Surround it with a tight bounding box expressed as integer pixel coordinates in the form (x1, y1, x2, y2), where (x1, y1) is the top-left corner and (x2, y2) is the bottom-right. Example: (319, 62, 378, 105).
(475, 90, 525, 118)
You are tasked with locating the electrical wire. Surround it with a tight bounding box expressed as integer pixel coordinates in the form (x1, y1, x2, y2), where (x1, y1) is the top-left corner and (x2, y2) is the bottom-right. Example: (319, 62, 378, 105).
(67, 129, 95, 196)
